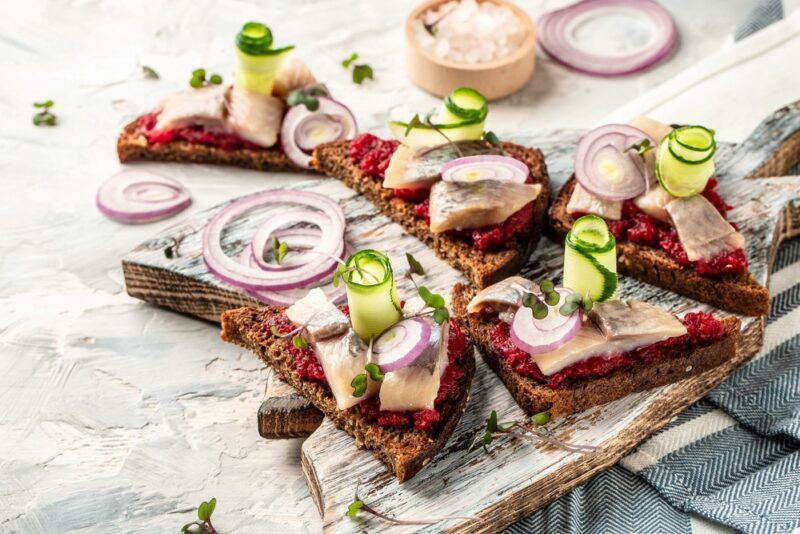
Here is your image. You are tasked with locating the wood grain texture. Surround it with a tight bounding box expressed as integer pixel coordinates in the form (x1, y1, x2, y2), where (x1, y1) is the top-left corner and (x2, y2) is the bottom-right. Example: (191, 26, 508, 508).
(258, 371, 322, 439)
(121, 101, 800, 533)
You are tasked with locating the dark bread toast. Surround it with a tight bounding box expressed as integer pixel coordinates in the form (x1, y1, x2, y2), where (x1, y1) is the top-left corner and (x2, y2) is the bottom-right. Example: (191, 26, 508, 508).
(312, 140, 551, 289)
(549, 177, 769, 316)
(220, 306, 475, 482)
(452, 283, 740, 416)
(117, 117, 310, 173)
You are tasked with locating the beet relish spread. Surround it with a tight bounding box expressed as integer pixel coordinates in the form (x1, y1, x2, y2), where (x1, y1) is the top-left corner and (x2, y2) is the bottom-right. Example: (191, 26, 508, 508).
(602, 179, 746, 277)
(486, 310, 724, 390)
(349, 133, 534, 252)
(138, 112, 262, 152)
(270, 310, 468, 433)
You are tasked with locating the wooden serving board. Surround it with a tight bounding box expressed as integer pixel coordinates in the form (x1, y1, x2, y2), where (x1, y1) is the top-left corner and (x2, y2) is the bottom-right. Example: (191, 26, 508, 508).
(122, 101, 800, 533)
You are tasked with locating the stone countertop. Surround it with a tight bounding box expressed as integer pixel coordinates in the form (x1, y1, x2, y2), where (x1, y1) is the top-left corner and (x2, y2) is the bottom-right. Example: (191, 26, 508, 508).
(0, 1, 787, 532)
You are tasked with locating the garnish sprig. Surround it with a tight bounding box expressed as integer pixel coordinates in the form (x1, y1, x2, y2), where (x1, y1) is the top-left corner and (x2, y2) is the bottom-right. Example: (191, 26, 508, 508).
(341, 52, 373, 85)
(476, 410, 598, 454)
(482, 130, 505, 155)
(404, 253, 449, 324)
(625, 138, 653, 158)
(351, 340, 382, 397)
(287, 83, 329, 111)
(271, 235, 289, 264)
(33, 100, 56, 126)
(181, 497, 217, 533)
(190, 68, 223, 88)
(346, 482, 479, 525)
(405, 114, 463, 157)
(516, 280, 592, 320)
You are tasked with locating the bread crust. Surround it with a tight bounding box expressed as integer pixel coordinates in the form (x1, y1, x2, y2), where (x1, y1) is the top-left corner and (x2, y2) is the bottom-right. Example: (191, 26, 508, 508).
(220, 306, 475, 482)
(117, 117, 312, 173)
(549, 177, 769, 316)
(452, 283, 740, 416)
(312, 140, 551, 289)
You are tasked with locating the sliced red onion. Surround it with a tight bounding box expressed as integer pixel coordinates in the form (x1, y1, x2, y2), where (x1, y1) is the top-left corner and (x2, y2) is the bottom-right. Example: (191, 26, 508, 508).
(373, 318, 431, 372)
(202, 189, 345, 291)
(510, 288, 582, 355)
(96, 169, 191, 223)
(237, 235, 348, 306)
(250, 209, 344, 271)
(538, 0, 677, 77)
(441, 155, 530, 184)
(281, 97, 358, 169)
(574, 124, 656, 200)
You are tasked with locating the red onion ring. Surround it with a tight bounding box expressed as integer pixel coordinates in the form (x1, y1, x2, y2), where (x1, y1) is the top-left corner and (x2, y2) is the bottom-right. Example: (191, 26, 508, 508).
(96, 169, 191, 223)
(538, 0, 677, 77)
(238, 229, 348, 306)
(510, 288, 583, 355)
(441, 155, 530, 184)
(280, 97, 358, 169)
(373, 318, 432, 372)
(250, 209, 344, 271)
(574, 124, 655, 200)
(202, 189, 345, 291)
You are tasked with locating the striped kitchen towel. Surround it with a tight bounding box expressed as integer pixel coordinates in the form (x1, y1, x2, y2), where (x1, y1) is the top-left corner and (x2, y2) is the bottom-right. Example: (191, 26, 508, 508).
(509, 237, 800, 534)
(735, 0, 785, 40)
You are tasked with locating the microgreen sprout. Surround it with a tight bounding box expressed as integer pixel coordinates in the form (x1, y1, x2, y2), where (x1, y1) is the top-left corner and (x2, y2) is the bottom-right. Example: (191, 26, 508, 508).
(346, 481, 479, 525)
(33, 100, 56, 127)
(190, 68, 223, 88)
(332, 262, 381, 288)
(272, 235, 289, 264)
(287, 84, 329, 111)
(625, 138, 653, 158)
(141, 65, 159, 80)
(482, 130, 505, 154)
(351, 339, 380, 397)
(475, 410, 597, 454)
(351, 373, 368, 397)
(403, 255, 449, 324)
(341, 53, 359, 68)
(405, 114, 463, 157)
(292, 334, 308, 349)
(405, 252, 425, 276)
(181, 497, 217, 533)
(517, 280, 592, 321)
(352, 64, 374, 85)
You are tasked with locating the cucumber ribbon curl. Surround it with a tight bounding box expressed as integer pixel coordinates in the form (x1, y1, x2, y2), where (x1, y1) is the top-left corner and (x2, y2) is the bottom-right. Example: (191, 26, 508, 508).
(563, 215, 618, 302)
(341, 250, 403, 342)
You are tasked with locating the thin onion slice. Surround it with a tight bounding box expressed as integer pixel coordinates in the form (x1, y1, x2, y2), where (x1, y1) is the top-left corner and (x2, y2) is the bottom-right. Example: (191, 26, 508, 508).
(202, 189, 345, 291)
(538, 0, 677, 77)
(96, 169, 191, 223)
(510, 288, 582, 355)
(441, 155, 529, 184)
(238, 229, 348, 306)
(373, 318, 432, 372)
(281, 97, 358, 169)
(574, 124, 655, 200)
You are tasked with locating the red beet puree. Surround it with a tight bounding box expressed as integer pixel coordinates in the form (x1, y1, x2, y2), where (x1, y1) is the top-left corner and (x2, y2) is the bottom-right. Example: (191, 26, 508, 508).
(138, 112, 262, 152)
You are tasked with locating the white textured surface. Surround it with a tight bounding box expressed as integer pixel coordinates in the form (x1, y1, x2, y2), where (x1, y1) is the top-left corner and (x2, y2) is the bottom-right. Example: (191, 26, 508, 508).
(0, 0, 786, 532)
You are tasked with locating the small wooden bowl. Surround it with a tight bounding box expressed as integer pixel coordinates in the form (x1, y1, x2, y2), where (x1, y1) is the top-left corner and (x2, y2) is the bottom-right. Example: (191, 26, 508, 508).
(404, 0, 537, 101)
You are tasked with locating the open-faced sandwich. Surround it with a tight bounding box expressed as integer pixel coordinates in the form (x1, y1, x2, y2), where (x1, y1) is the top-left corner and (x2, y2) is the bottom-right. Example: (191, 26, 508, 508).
(453, 215, 740, 416)
(312, 88, 550, 289)
(118, 22, 357, 172)
(549, 118, 768, 316)
(221, 249, 474, 482)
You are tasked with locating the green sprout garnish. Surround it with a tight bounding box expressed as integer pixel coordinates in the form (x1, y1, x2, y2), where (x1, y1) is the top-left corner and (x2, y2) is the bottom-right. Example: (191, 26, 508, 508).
(405, 252, 425, 276)
(404, 114, 463, 157)
(342, 52, 359, 68)
(352, 64, 374, 85)
(625, 138, 653, 157)
(351, 373, 367, 397)
(346, 481, 478, 525)
(190, 68, 223, 88)
(272, 235, 289, 264)
(403, 257, 449, 324)
(292, 334, 308, 349)
(531, 411, 551, 426)
(287, 84, 329, 111)
(141, 65, 159, 80)
(270, 325, 281, 337)
(473, 410, 598, 455)
(33, 100, 56, 127)
(181, 497, 217, 533)
(365, 363, 384, 381)
(482, 130, 505, 154)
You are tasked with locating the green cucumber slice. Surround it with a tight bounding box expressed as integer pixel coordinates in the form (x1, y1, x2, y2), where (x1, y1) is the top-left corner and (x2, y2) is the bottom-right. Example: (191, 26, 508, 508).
(388, 118, 485, 149)
(667, 126, 716, 164)
(233, 22, 294, 95)
(656, 135, 715, 197)
(343, 250, 402, 341)
(442, 87, 488, 124)
(563, 215, 617, 302)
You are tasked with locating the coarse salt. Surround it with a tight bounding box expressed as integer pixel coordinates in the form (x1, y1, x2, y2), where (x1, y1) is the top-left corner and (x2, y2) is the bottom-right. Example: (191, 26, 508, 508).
(412, 0, 525, 64)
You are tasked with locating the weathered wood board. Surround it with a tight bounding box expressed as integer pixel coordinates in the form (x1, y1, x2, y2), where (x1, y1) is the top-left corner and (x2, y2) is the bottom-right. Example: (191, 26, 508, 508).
(122, 101, 800, 533)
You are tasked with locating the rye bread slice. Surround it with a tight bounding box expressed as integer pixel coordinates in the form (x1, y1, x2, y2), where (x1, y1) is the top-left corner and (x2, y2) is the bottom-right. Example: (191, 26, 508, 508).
(220, 306, 476, 482)
(549, 177, 769, 316)
(312, 140, 551, 289)
(117, 117, 311, 173)
(452, 283, 740, 416)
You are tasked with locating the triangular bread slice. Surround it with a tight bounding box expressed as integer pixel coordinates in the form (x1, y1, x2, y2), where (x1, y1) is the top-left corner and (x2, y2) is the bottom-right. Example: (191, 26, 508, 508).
(220, 305, 475, 482)
(452, 283, 740, 416)
(117, 117, 310, 173)
(312, 140, 551, 289)
(549, 177, 769, 316)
